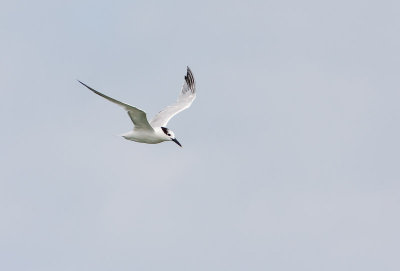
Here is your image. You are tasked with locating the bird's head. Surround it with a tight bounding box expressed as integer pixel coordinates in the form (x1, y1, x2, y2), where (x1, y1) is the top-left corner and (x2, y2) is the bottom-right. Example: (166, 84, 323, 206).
(161, 127, 182, 147)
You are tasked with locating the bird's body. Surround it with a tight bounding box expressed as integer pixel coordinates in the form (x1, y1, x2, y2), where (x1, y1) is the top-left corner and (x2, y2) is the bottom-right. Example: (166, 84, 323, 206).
(121, 128, 169, 144)
(79, 67, 196, 147)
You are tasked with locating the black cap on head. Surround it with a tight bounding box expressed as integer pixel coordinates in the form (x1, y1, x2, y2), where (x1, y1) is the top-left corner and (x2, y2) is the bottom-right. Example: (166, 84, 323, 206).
(161, 127, 169, 135)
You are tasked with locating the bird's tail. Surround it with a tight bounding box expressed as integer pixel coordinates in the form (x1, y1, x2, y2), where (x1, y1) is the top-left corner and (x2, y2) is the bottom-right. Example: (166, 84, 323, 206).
(119, 131, 132, 140)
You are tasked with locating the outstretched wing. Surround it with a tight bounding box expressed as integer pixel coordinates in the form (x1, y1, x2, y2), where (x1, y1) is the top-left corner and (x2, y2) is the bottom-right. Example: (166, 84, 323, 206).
(150, 67, 196, 128)
(78, 80, 154, 131)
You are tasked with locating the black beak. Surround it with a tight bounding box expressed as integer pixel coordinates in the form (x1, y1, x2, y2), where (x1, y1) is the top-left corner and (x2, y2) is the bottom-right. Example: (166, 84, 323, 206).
(172, 138, 182, 147)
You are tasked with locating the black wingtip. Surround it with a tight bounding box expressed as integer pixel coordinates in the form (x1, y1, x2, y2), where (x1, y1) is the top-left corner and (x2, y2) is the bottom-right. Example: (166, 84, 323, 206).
(77, 80, 94, 91)
(184, 66, 195, 92)
(77, 80, 86, 87)
(187, 66, 193, 76)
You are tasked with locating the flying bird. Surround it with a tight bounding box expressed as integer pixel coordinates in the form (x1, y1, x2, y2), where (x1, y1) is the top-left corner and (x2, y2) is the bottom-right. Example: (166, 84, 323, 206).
(79, 67, 196, 147)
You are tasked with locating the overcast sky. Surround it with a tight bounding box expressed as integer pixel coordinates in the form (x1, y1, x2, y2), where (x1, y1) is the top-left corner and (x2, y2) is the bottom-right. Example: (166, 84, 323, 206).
(1, 0, 400, 270)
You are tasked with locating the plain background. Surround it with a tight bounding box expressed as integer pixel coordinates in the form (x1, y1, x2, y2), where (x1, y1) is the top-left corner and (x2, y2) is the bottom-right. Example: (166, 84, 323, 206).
(1, 0, 399, 270)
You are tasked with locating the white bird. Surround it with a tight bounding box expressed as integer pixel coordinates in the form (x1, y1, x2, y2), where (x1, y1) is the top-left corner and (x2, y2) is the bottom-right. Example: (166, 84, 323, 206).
(79, 67, 196, 147)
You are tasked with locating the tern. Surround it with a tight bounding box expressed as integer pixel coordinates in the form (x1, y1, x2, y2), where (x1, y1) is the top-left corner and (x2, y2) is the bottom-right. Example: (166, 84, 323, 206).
(79, 67, 196, 147)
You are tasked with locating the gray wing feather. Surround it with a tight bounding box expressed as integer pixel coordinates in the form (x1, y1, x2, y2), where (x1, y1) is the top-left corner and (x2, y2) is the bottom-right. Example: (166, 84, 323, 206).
(150, 67, 196, 127)
(78, 80, 153, 130)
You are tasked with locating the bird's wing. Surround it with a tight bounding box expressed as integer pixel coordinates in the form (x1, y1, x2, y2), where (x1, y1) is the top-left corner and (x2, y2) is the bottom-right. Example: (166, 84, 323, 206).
(150, 67, 196, 127)
(78, 80, 154, 131)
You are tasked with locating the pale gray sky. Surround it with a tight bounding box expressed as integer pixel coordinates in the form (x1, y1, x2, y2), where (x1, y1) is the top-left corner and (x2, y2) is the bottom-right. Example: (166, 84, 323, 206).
(1, 0, 400, 270)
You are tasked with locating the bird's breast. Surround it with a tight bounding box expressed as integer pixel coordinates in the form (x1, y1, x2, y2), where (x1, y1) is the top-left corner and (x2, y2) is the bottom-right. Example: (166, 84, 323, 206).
(121, 130, 165, 144)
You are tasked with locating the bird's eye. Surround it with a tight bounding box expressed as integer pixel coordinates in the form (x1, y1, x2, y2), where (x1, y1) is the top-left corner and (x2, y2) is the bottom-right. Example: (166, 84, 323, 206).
(167, 133, 171, 136)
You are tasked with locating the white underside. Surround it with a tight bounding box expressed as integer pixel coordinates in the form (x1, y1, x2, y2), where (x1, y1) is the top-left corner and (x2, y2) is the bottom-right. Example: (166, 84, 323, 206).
(120, 129, 169, 144)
